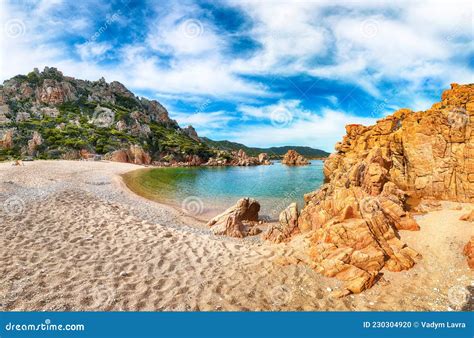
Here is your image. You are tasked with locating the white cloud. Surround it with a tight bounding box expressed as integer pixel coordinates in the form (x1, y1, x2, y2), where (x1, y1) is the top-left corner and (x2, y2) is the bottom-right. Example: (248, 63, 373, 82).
(0, 0, 473, 150)
(230, 1, 328, 75)
(2, 0, 472, 100)
(230, 0, 474, 98)
(147, 8, 221, 57)
(171, 110, 237, 138)
(238, 100, 304, 120)
(76, 41, 112, 60)
(226, 106, 378, 152)
(118, 52, 268, 97)
(36, 0, 64, 14)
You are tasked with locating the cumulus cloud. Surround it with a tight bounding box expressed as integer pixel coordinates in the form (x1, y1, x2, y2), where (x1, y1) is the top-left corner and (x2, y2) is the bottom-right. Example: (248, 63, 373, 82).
(172, 110, 235, 130)
(227, 105, 379, 152)
(0, 0, 472, 149)
(238, 100, 305, 121)
(231, 0, 473, 96)
(76, 41, 113, 60)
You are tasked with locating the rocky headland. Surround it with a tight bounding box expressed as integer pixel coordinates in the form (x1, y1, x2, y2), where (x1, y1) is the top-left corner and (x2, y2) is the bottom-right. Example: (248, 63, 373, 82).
(0, 67, 210, 164)
(281, 150, 310, 166)
(0, 67, 328, 168)
(279, 83, 473, 294)
(207, 83, 473, 296)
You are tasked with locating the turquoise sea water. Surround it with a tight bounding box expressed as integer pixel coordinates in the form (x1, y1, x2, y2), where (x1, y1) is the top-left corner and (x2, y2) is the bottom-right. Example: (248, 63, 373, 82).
(135, 160, 325, 220)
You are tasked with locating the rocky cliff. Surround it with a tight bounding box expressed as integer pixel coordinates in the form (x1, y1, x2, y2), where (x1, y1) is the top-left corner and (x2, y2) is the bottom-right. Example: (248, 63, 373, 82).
(294, 83, 473, 293)
(0, 67, 211, 162)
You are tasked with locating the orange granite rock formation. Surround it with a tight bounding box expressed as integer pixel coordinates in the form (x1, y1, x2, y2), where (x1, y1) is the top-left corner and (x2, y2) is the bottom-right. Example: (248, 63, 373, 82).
(207, 198, 261, 238)
(282, 150, 309, 166)
(105, 144, 151, 165)
(460, 210, 474, 222)
(298, 83, 473, 292)
(263, 202, 300, 243)
(463, 238, 474, 269)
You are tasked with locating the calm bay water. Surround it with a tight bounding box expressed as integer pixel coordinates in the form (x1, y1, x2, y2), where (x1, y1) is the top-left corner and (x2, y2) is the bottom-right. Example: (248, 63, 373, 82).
(128, 160, 325, 220)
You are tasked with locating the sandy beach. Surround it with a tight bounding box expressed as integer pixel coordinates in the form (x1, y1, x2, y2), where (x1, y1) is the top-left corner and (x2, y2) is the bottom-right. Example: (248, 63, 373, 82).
(0, 160, 472, 311)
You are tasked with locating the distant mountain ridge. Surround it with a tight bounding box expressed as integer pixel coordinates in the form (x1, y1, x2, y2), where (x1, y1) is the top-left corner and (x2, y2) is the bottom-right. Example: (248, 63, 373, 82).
(201, 137, 329, 159)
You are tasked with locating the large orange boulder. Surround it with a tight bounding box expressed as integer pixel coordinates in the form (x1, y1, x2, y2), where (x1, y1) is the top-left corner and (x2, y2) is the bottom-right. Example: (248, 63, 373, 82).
(297, 83, 473, 293)
(0, 129, 14, 149)
(282, 150, 310, 166)
(207, 198, 261, 237)
(463, 238, 474, 269)
(105, 145, 151, 165)
(263, 202, 300, 243)
(460, 210, 474, 222)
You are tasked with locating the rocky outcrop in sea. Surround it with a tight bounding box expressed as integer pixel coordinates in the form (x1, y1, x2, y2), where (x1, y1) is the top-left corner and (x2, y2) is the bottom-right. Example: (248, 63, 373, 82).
(205, 149, 271, 166)
(281, 149, 309, 166)
(268, 84, 473, 293)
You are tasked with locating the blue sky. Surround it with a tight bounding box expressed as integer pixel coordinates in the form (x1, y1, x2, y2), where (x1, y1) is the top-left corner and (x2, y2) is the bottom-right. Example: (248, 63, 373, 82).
(1, 0, 473, 151)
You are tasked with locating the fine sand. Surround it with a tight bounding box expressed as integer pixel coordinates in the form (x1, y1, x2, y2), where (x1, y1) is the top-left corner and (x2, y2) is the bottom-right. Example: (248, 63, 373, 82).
(0, 160, 472, 311)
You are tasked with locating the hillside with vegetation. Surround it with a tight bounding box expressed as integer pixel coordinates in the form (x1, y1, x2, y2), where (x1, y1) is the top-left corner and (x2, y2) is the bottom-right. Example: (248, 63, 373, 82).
(0, 67, 329, 164)
(201, 137, 329, 159)
(0, 67, 215, 163)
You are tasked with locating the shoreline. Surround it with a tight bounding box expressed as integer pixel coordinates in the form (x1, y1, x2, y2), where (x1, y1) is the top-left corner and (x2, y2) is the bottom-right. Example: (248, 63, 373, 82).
(120, 162, 324, 224)
(0, 160, 472, 311)
(119, 167, 212, 226)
